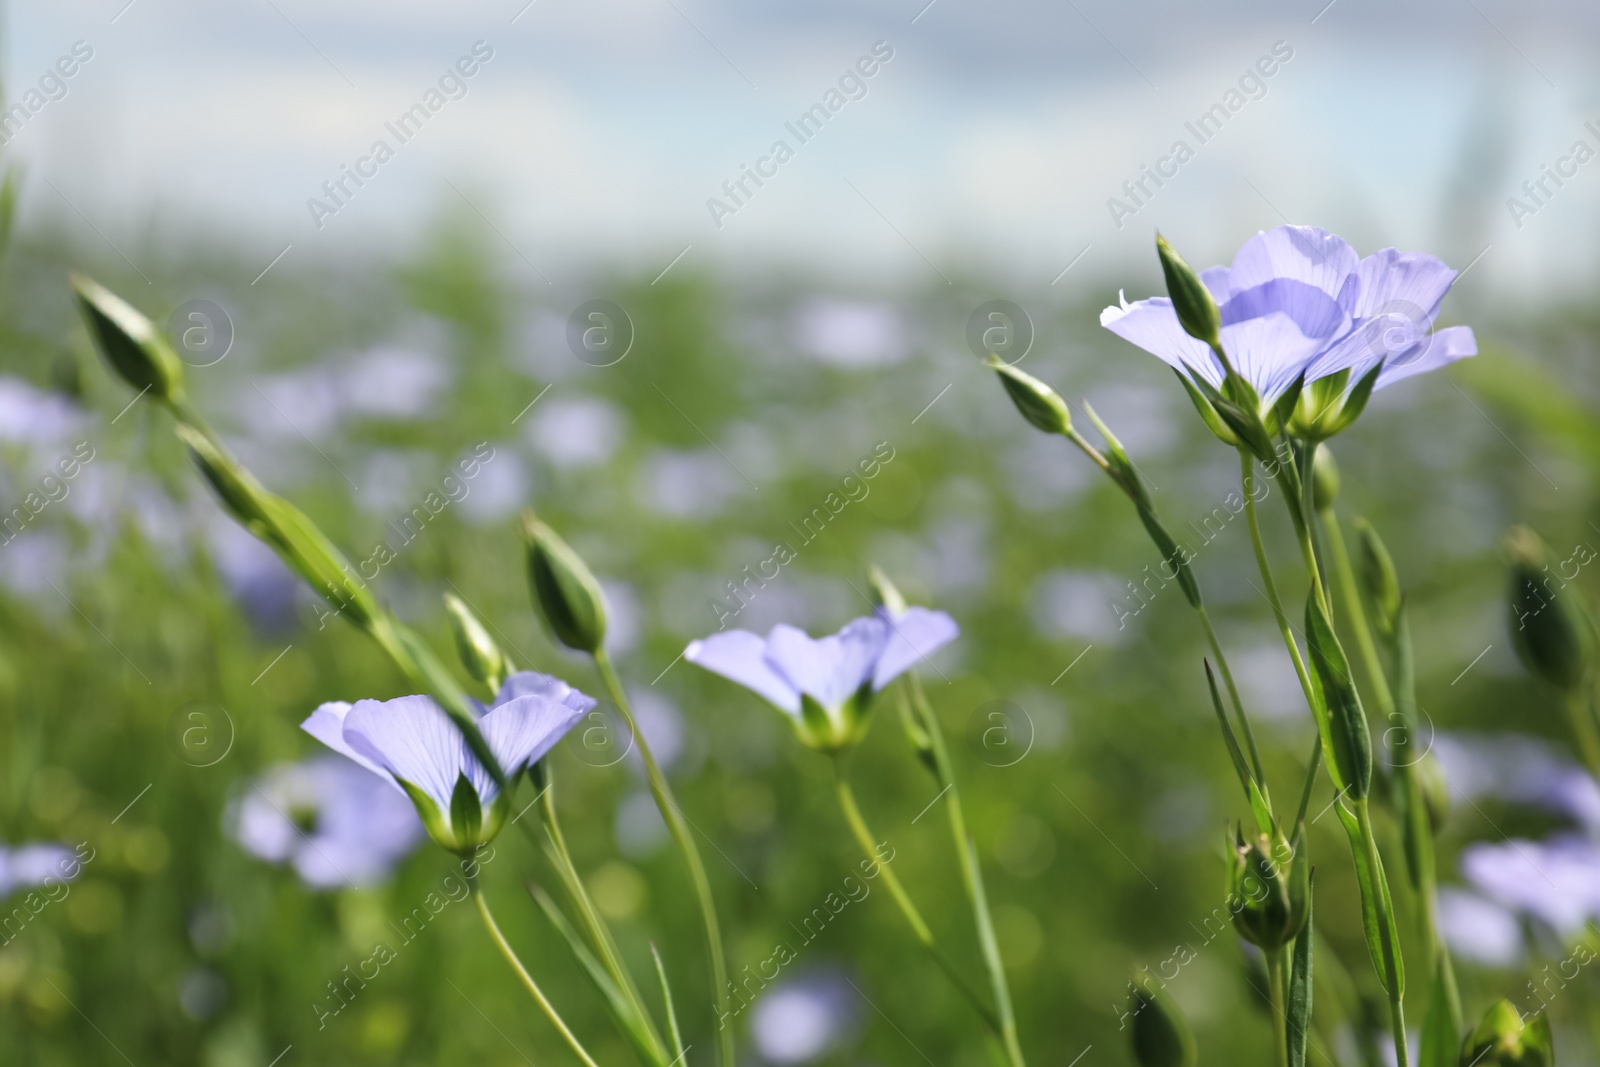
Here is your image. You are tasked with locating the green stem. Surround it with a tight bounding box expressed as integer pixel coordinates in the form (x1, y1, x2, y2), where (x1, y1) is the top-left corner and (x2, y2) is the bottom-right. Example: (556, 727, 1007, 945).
(593, 650, 733, 1067)
(905, 676, 1027, 1067)
(1198, 603, 1266, 787)
(1318, 510, 1392, 713)
(1242, 449, 1318, 714)
(1563, 689, 1600, 781)
(474, 885, 603, 1067)
(1267, 948, 1290, 1067)
(831, 754, 1002, 1035)
(530, 776, 666, 1061)
(1354, 801, 1409, 1067)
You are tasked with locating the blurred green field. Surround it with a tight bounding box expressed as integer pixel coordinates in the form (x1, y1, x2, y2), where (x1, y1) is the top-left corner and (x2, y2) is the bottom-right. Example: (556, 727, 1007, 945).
(0, 212, 1597, 1066)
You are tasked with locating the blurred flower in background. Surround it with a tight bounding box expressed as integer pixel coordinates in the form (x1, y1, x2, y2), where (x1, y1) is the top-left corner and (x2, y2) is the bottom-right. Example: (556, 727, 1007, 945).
(0, 841, 81, 899)
(791, 299, 909, 369)
(226, 755, 424, 889)
(750, 972, 858, 1065)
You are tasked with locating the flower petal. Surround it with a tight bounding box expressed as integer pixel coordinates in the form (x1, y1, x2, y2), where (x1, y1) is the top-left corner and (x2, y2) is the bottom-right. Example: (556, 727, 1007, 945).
(1226, 225, 1359, 304)
(1307, 249, 1462, 381)
(480, 693, 588, 778)
(342, 696, 474, 813)
(1215, 314, 1333, 401)
(685, 630, 802, 715)
(495, 670, 599, 716)
(301, 701, 390, 781)
(1100, 297, 1223, 388)
(1375, 325, 1476, 389)
(872, 607, 959, 690)
(764, 618, 889, 710)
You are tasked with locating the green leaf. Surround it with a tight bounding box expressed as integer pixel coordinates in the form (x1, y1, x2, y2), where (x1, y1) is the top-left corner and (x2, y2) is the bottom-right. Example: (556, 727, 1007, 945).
(1418, 947, 1461, 1067)
(1175, 371, 1241, 446)
(649, 941, 687, 1067)
(1267, 371, 1307, 437)
(449, 773, 483, 848)
(1287, 876, 1313, 1067)
(1305, 593, 1373, 800)
(1205, 660, 1255, 805)
(1323, 361, 1382, 437)
(1333, 799, 1404, 996)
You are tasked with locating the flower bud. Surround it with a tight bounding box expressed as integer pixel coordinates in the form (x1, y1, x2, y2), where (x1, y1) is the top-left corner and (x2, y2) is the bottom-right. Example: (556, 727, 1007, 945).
(1311, 445, 1339, 512)
(1415, 751, 1450, 835)
(522, 512, 608, 654)
(987, 356, 1072, 436)
(1225, 825, 1307, 951)
(1505, 525, 1595, 692)
(1459, 999, 1551, 1067)
(444, 593, 508, 691)
(867, 564, 908, 617)
(1127, 973, 1196, 1067)
(1156, 233, 1221, 350)
(71, 274, 186, 404)
(1356, 518, 1402, 640)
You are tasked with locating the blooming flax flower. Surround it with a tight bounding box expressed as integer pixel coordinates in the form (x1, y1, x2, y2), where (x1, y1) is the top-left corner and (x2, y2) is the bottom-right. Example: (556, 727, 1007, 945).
(302, 670, 592, 853)
(1102, 225, 1476, 440)
(685, 607, 957, 751)
(227, 755, 424, 888)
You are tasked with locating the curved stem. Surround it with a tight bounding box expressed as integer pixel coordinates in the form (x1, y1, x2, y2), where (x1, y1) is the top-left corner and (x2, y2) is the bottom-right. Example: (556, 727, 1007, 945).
(831, 755, 1002, 1034)
(1267, 948, 1289, 1067)
(475, 885, 603, 1067)
(905, 676, 1027, 1067)
(593, 650, 733, 1067)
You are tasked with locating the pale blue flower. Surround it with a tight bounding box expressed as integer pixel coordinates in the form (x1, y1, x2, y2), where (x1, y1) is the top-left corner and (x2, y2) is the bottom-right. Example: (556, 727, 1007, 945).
(0, 842, 83, 899)
(301, 670, 592, 852)
(1460, 834, 1600, 937)
(1436, 888, 1524, 968)
(685, 607, 957, 750)
(227, 755, 424, 889)
(1101, 225, 1476, 405)
(751, 973, 857, 1064)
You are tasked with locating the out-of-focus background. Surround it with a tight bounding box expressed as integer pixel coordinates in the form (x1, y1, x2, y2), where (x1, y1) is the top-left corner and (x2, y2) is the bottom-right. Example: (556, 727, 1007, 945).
(2, 1, 1599, 1065)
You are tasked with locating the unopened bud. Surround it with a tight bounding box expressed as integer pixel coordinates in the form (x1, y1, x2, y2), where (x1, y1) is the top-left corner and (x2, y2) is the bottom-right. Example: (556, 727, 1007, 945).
(1416, 752, 1450, 834)
(71, 275, 186, 403)
(522, 512, 608, 654)
(988, 356, 1072, 436)
(1156, 233, 1221, 350)
(1225, 825, 1308, 951)
(1355, 518, 1402, 640)
(1459, 998, 1551, 1067)
(1128, 972, 1197, 1067)
(1505, 525, 1595, 692)
(1311, 446, 1340, 512)
(445, 593, 508, 691)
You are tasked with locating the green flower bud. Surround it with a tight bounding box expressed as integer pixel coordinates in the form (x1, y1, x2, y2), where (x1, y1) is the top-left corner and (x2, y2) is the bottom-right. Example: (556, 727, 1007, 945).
(1459, 999, 1552, 1067)
(1311, 445, 1340, 512)
(177, 424, 277, 536)
(987, 356, 1072, 436)
(1505, 525, 1596, 692)
(1127, 973, 1197, 1067)
(1156, 233, 1221, 350)
(1225, 825, 1308, 951)
(71, 274, 186, 404)
(1356, 518, 1402, 640)
(1416, 751, 1451, 835)
(1289, 363, 1381, 441)
(522, 512, 608, 654)
(444, 593, 509, 691)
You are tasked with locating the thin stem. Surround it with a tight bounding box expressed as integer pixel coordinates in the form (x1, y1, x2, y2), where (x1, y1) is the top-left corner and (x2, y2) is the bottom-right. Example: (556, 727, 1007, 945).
(1267, 948, 1289, 1067)
(1354, 801, 1409, 1067)
(593, 650, 733, 1067)
(1197, 605, 1266, 786)
(474, 885, 603, 1067)
(1293, 734, 1324, 829)
(1318, 509, 1393, 714)
(905, 676, 1027, 1067)
(1242, 449, 1317, 712)
(831, 754, 1002, 1034)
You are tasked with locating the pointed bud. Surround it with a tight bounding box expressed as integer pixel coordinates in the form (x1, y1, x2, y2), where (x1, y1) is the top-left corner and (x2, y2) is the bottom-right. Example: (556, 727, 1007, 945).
(1415, 752, 1451, 835)
(1356, 518, 1402, 640)
(1311, 445, 1340, 512)
(1128, 972, 1197, 1067)
(71, 275, 186, 403)
(1505, 525, 1596, 693)
(987, 355, 1072, 436)
(522, 512, 608, 654)
(445, 593, 508, 691)
(176, 424, 278, 537)
(1156, 233, 1221, 350)
(1225, 825, 1305, 951)
(867, 564, 908, 617)
(1459, 999, 1552, 1067)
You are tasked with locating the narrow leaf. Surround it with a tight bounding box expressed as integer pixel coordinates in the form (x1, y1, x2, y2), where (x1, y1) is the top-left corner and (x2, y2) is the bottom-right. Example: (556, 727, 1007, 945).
(1417, 947, 1461, 1067)
(1205, 661, 1254, 803)
(650, 941, 687, 1066)
(1287, 876, 1313, 1067)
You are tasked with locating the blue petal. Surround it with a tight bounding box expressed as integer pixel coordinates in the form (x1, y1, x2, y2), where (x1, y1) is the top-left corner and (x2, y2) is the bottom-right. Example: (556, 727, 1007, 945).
(342, 696, 474, 813)
(764, 617, 889, 709)
(1376, 325, 1476, 389)
(685, 630, 802, 715)
(301, 701, 391, 782)
(1226, 225, 1359, 304)
(1216, 314, 1333, 401)
(872, 607, 959, 690)
(494, 670, 599, 716)
(1308, 249, 1462, 381)
(480, 692, 588, 779)
(1100, 296, 1224, 388)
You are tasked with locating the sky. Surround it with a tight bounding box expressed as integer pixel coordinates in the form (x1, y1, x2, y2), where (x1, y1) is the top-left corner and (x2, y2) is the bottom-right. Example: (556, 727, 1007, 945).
(5, 0, 1600, 296)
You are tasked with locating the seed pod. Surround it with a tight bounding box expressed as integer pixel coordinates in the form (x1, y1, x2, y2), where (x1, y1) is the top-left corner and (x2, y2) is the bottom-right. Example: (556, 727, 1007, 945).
(1505, 525, 1595, 693)
(444, 593, 508, 691)
(71, 275, 186, 403)
(987, 356, 1072, 436)
(1156, 233, 1221, 350)
(522, 512, 608, 654)
(1459, 999, 1551, 1067)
